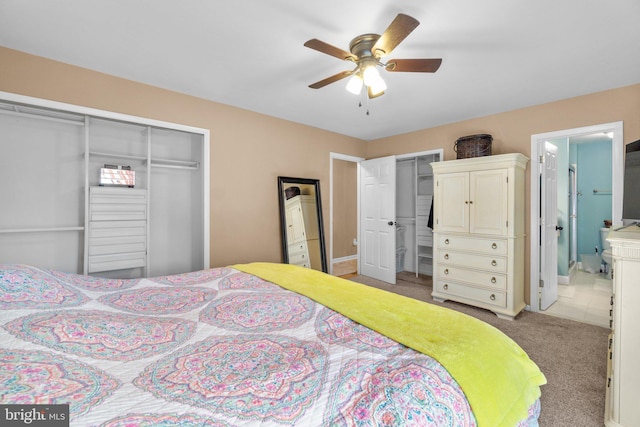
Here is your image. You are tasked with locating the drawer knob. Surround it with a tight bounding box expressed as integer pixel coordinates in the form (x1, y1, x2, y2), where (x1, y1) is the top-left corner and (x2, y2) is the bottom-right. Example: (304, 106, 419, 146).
(444, 254, 449, 260)
(490, 294, 496, 301)
(444, 238, 449, 244)
(491, 243, 498, 249)
(491, 277, 497, 283)
(444, 268, 449, 275)
(443, 284, 448, 290)
(491, 260, 497, 266)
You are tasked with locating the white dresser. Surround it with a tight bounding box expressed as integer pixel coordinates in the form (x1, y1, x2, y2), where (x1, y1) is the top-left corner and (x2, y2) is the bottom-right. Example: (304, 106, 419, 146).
(605, 227, 640, 427)
(284, 195, 320, 269)
(88, 187, 147, 274)
(431, 153, 528, 320)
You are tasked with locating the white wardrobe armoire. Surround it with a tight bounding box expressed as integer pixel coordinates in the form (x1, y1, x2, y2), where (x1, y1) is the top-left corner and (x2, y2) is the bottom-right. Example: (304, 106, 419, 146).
(284, 195, 322, 270)
(431, 153, 528, 320)
(605, 228, 640, 427)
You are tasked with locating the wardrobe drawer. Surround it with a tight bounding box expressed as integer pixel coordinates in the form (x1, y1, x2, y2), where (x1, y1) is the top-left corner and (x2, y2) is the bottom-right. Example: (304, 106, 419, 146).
(289, 251, 310, 265)
(437, 235, 507, 255)
(435, 280, 507, 308)
(417, 196, 432, 216)
(89, 220, 146, 237)
(438, 265, 507, 290)
(88, 252, 146, 273)
(438, 250, 507, 273)
(90, 187, 147, 221)
(90, 203, 147, 221)
(89, 221, 146, 256)
(417, 227, 433, 238)
(288, 242, 308, 256)
(90, 187, 146, 201)
(417, 236, 433, 246)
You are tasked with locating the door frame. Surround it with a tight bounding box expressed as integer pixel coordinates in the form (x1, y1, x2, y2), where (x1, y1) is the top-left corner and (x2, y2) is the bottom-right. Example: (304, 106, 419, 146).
(329, 152, 364, 275)
(529, 121, 623, 312)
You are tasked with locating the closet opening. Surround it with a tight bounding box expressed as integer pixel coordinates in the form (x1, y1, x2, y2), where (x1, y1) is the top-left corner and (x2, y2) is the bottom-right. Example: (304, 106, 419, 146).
(395, 150, 442, 278)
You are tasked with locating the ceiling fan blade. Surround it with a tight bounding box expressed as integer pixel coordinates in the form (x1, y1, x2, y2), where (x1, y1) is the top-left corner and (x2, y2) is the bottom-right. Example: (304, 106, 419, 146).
(304, 39, 357, 61)
(385, 58, 442, 73)
(372, 13, 420, 57)
(308, 70, 354, 89)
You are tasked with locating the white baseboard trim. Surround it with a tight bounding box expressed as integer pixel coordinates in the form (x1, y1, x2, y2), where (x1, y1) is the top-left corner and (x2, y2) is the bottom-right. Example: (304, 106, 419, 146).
(332, 255, 358, 264)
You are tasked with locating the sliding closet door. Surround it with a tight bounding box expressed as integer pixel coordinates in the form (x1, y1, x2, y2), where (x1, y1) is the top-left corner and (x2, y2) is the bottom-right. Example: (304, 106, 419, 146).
(148, 128, 205, 276)
(0, 106, 85, 271)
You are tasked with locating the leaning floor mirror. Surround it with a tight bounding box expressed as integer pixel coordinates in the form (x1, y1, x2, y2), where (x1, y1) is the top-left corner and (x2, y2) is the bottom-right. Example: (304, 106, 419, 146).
(277, 176, 328, 272)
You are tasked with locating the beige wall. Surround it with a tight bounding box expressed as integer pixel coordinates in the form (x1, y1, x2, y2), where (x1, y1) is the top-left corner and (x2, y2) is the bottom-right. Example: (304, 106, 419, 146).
(3, 46, 639, 304)
(332, 159, 358, 258)
(367, 83, 640, 301)
(0, 47, 367, 268)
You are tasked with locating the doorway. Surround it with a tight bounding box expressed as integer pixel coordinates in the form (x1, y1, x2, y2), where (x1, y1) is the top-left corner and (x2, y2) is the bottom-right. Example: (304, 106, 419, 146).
(529, 121, 623, 314)
(329, 153, 364, 276)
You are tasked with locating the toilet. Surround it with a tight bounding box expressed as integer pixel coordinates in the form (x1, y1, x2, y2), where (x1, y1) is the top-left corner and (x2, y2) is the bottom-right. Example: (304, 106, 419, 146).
(600, 227, 613, 278)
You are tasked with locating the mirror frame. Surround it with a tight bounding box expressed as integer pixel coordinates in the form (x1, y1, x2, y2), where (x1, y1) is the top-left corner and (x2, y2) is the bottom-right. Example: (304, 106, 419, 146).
(277, 176, 328, 273)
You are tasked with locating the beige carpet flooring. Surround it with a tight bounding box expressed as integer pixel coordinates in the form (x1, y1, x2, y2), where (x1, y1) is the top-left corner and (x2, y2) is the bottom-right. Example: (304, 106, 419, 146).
(349, 272, 609, 427)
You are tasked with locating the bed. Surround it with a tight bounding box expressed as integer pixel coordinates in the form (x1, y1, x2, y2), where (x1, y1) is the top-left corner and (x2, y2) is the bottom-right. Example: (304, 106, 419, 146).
(0, 262, 546, 426)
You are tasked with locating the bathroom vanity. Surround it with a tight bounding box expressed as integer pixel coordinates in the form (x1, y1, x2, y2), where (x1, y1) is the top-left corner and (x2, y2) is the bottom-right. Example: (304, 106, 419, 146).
(604, 227, 640, 427)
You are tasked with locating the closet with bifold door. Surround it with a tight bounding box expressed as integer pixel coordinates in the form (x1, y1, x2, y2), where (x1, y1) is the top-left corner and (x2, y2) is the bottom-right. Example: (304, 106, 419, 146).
(395, 150, 442, 277)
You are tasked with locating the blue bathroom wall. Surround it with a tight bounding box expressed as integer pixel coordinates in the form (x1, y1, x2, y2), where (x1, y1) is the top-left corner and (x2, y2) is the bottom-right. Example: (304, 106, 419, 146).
(574, 141, 612, 258)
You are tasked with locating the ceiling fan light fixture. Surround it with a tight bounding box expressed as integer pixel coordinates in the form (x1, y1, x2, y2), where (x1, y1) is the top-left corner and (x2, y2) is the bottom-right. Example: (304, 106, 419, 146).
(368, 76, 387, 96)
(362, 65, 381, 87)
(346, 74, 363, 95)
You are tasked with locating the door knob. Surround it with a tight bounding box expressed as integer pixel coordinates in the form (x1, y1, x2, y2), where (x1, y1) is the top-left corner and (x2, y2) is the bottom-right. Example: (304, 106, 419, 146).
(388, 221, 396, 226)
(556, 225, 564, 231)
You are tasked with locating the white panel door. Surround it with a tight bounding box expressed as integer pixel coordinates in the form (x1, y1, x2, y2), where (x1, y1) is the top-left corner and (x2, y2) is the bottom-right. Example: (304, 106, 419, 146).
(360, 156, 396, 284)
(540, 141, 559, 310)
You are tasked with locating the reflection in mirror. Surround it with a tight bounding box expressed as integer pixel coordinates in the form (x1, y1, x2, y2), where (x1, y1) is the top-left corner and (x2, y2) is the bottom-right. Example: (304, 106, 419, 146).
(278, 176, 327, 272)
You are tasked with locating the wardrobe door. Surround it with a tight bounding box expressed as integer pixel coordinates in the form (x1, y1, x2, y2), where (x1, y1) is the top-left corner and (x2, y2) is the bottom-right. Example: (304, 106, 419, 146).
(469, 169, 508, 236)
(435, 171, 469, 233)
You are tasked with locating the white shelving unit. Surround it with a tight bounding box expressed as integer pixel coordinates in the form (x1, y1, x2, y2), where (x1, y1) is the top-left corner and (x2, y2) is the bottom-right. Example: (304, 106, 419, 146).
(416, 155, 436, 276)
(396, 151, 440, 277)
(0, 92, 210, 277)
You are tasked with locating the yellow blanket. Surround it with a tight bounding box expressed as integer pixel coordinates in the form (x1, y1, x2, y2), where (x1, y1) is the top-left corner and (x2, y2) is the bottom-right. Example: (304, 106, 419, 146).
(233, 262, 546, 427)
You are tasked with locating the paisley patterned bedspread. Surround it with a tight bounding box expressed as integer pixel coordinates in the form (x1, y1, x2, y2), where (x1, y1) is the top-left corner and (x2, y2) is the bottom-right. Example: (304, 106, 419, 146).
(0, 264, 541, 426)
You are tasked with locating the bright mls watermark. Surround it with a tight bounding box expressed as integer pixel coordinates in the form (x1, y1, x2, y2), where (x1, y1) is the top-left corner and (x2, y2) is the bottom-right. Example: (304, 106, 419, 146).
(0, 405, 69, 426)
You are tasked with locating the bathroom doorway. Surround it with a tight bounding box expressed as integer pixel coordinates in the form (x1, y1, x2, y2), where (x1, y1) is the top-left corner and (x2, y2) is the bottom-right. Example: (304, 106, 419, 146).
(549, 133, 614, 285)
(530, 122, 623, 317)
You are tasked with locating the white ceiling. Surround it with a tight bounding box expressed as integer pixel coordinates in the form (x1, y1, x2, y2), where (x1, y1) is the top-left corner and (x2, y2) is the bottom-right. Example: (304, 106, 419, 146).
(1, 0, 639, 141)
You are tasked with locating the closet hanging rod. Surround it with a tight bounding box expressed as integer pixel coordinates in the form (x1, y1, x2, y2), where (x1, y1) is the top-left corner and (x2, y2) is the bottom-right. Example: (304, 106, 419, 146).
(593, 189, 612, 195)
(88, 151, 147, 162)
(150, 162, 199, 170)
(0, 226, 84, 234)
(151, 157, 199, 169)
(0, 108, 85, 126)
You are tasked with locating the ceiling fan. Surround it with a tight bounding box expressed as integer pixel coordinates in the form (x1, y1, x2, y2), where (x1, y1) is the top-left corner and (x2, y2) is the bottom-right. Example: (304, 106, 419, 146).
(304, 13, 442, 98)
